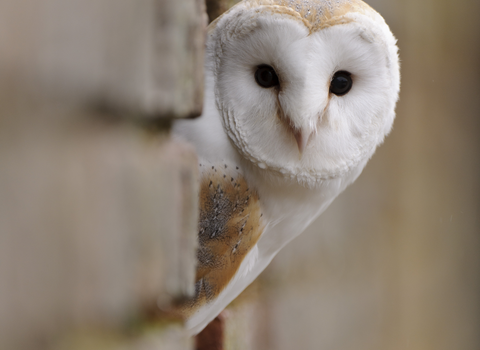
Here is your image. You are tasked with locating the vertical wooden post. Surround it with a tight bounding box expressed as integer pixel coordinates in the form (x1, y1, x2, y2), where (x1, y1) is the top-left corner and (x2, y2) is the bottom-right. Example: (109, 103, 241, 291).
(195, 315, 226, 350)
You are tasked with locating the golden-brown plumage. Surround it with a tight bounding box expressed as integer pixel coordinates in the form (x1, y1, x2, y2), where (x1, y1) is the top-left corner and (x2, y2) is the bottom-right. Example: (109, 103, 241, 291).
(180, 164, 265, 316)
(243, 0, 375, 32)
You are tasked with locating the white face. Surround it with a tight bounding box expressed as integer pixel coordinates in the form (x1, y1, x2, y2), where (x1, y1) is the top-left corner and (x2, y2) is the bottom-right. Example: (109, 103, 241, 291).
(208, 1, 400, 187)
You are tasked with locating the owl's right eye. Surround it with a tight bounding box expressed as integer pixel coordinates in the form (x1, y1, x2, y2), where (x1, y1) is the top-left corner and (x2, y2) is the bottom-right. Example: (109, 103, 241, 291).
(255, 65, 279, 88)
(330, 71, 353, 96)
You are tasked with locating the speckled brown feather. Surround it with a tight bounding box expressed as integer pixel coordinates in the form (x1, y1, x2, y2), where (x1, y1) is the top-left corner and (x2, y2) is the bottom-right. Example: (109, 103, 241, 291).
(179, 163, 265, 316)
(207, 0, 376, 34)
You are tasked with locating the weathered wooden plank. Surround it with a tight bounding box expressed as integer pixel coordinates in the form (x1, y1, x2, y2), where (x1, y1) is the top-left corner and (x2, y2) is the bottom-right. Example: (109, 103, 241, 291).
(0, 0, 205, 349)
(0, 104, 198, 349)
(51, 322, 193, 350)
(0, 0, 207, 119)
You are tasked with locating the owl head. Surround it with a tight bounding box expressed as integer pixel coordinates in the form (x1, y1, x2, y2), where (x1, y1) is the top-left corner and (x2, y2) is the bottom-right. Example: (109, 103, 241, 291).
(206, 0, 400, 188)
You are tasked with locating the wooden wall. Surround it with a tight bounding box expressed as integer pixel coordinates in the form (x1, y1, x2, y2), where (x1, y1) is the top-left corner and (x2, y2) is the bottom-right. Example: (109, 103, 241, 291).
(0, 0, 206, 349)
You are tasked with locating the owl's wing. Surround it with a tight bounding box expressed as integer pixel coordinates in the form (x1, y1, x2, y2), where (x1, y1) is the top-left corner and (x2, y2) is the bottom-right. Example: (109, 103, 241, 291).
(180, 162, 266, 319)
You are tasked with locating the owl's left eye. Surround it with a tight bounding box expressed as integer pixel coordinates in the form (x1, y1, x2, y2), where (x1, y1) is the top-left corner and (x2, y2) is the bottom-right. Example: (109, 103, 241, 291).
(255, 65, 279, 88)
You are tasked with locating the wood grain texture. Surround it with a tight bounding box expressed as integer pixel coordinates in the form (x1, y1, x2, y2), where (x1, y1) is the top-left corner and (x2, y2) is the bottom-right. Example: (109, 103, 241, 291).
(0, 0, 206, 349)
(0, 103, 199, 349)
(0, 0, 207, 119)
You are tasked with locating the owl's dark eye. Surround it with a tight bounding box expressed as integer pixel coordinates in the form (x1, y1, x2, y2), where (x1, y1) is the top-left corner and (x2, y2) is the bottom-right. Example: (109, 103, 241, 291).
(330, 71, 353, 96)
(255, 65, 279, 88)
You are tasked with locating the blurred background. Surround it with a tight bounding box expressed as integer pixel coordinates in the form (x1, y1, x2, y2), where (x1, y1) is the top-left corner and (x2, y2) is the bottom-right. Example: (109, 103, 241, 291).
(0, 0, 479, 349)
(238, 0, 480, 349)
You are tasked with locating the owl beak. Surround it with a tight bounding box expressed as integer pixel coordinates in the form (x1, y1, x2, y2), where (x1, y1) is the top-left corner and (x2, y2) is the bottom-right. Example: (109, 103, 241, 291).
(293, 128, 312, 158)
(279, 104, 315, 158)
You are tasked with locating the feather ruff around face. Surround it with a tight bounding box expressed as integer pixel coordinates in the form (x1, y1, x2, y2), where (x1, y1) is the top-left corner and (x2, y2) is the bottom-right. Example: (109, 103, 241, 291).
(206, 0, 400, 188)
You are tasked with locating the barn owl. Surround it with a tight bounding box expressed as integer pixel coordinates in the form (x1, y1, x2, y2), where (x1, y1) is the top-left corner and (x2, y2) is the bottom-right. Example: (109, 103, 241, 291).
(173, 0, 400, 334)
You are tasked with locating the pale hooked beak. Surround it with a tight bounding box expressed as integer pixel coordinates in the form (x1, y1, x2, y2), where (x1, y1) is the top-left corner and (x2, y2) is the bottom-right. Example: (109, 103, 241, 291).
(278, 103, 318, 158)
(292, 128, 313, 158)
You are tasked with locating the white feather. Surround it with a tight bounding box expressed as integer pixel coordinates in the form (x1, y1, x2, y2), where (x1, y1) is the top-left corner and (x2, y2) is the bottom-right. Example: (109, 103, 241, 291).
(174, 0, 400, 334)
